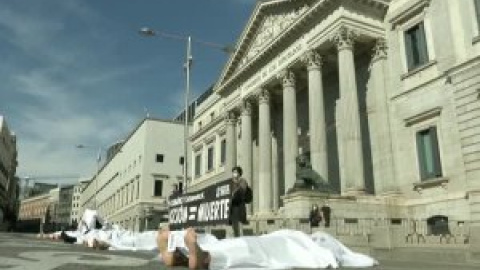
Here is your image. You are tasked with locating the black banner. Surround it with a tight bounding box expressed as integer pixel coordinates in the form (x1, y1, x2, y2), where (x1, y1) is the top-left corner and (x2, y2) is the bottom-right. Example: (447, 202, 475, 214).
(168, 179, 231, 229)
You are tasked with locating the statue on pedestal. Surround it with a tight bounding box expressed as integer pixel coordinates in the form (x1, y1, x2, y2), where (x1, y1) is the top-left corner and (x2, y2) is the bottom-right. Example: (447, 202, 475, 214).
(288, 152, 330, 193)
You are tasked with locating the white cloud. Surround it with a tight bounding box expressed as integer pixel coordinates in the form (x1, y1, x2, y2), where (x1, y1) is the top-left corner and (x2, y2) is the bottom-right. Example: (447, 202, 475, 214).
(0, 1, 141, 181)
(12, 69, 138, 178)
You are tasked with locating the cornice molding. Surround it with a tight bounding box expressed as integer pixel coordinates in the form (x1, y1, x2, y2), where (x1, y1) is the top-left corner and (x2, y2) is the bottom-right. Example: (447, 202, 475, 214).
(387, 0, 430, 29)
(404, 106, 442, 127)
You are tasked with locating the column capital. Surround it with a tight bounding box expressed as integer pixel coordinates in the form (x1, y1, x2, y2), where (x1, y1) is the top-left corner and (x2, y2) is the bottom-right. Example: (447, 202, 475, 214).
(371, 38, 388, 63)
(241, 99, 253, 116)
(331, 26, 356, 51)
(224, 110, 237, 125)
(278, 69, 296, 88)
(302, 50, 323, 71)
(257, 88, 270, 104)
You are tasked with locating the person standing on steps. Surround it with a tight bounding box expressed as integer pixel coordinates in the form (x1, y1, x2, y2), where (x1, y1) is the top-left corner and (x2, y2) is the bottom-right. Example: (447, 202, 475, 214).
(228, 166, 249, 237)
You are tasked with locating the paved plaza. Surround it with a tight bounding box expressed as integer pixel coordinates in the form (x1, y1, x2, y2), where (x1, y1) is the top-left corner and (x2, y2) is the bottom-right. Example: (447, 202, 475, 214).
(0, 232, 479, 270)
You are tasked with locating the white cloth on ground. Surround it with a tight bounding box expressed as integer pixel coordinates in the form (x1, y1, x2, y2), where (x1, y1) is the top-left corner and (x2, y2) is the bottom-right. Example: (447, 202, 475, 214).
(108, 230, 158, 251)
(172, 229, 377, 269)
(199, 229, 338, 270)
(78, 209, 104, 232)
(311, 231, 378, 268)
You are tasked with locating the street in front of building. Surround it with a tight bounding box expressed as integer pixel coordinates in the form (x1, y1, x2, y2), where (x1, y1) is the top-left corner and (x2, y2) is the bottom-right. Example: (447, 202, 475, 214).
(1, 232, 480, 270)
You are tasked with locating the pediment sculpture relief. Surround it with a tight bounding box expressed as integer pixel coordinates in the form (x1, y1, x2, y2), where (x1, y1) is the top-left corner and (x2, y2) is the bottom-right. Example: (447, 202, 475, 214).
(236, 5, 309, 71)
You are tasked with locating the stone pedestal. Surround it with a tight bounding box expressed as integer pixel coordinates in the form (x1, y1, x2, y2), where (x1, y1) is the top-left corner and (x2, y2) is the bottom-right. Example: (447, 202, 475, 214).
(281, 190, 330, 219)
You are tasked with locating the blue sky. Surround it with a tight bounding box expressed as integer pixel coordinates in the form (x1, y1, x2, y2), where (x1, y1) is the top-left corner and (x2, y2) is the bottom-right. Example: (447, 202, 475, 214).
(0, 0, 256, 181)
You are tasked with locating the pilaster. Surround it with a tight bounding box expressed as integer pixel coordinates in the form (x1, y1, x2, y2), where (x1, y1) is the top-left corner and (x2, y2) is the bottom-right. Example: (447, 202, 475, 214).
(368, 38, 398, 194)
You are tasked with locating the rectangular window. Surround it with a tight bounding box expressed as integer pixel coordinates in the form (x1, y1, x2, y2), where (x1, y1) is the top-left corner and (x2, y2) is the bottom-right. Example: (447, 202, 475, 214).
(156, 154, 164, 163)
(220, 139, 226, 165)
(404, 22, 429, 71)
(475, 0, 480, 27)
(207, 147, 214, 171)
(416, 127, 442, 180)
(154, 180, 163, 197)
(195, 154, 202, 176)
(179, 156, 184, 165)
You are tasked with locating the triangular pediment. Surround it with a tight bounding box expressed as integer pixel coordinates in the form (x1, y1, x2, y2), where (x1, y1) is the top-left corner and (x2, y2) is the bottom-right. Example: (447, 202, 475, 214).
(216, 0, 316, 89)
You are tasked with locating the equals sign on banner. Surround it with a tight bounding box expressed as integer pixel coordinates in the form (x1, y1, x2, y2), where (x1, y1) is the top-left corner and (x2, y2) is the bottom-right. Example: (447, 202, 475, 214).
(189, 206, 197, 220)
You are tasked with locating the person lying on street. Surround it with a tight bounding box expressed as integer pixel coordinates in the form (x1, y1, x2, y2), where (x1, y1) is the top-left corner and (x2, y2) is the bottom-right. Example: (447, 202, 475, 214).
(156, 226, 378, 269)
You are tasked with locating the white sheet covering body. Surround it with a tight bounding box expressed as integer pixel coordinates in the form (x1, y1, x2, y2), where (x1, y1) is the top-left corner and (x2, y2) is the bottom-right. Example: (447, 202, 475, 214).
(108, 230, 158, 251)
(165, 229, 376, 269)
(199, 230, 339, 270)
(55, 209, 378, 269)
(78, 209, 103, 232)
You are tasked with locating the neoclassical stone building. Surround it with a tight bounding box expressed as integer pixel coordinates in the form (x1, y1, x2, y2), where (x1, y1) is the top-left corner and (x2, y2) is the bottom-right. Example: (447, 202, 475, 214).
(188, 0, 480, 224)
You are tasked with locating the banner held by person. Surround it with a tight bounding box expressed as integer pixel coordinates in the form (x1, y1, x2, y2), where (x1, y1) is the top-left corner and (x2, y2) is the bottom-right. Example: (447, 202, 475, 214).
(168, 179, 231, 229)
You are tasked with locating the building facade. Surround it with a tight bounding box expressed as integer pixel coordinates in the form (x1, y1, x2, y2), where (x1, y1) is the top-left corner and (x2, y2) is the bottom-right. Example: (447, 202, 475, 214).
(18, 194, 51, 222)
(70, 179, 89, 225)
(188, 0, 480, 226)
(80, 118, 187, 231)
(0, 116, 19, 230)
(48, 185, 74, 225)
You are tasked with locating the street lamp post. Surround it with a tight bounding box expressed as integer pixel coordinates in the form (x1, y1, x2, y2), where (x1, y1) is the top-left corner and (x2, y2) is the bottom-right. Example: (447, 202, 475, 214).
(139, 27, 233, 194)
(183, 36, 192, 194)
(76, 144, 103, 210)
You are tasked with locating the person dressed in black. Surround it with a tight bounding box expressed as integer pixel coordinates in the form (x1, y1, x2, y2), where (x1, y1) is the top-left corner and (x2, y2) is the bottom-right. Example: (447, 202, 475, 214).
(228, 166, 248, 237)
(321, 203, 331, 228)
(309, 204, 322, 228)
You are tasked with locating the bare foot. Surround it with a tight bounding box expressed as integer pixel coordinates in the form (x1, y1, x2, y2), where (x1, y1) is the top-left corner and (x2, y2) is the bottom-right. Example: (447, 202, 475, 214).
(184, 228, 210, 270)
(157, 227, 176, 267)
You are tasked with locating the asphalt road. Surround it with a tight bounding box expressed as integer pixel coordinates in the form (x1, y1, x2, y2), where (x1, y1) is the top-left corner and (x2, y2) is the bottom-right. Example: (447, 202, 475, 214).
(1, 232, 479, 270)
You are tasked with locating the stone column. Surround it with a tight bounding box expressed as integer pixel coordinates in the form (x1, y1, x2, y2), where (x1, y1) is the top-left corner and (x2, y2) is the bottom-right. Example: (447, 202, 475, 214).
(271, 132, 279, 210)
(280, 69, 299, 193)
(303, 50, 329, 183)
(332, 27, 365, 193)
(240, 99, 253, 213)
(258, 89, 272, 214)
(225, 111, 237, 172)
(368, 39, 397, 193)
(240, 100, 253, 187)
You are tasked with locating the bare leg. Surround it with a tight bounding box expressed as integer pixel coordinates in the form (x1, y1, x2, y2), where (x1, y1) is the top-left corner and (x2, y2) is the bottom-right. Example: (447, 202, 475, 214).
(184, 228, 210, 270)
(156, 227, 178, 267)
